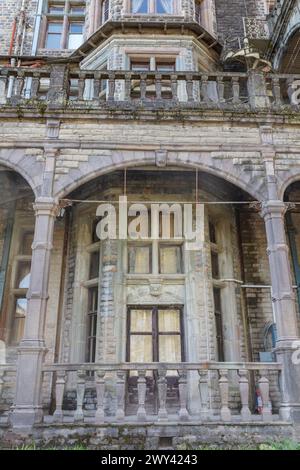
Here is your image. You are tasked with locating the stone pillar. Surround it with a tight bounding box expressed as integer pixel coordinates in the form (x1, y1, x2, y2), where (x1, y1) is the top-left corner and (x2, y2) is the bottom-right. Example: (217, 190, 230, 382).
(247, 70, 270, 109)
(10, 197, 58, 427)
(261, 200, 300, 422)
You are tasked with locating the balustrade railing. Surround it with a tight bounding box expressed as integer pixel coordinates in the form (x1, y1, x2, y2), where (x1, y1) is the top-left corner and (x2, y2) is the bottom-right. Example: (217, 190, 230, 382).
(40, 361, 283, 424)
(1, 65, 300, 110)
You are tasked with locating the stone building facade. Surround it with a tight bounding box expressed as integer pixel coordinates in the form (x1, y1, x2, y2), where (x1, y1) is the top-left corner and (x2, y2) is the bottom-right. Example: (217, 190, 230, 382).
(0, 0, 300, 448)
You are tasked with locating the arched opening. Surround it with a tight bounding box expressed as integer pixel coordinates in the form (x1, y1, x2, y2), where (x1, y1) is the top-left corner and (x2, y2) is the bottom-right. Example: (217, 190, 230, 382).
(50, 167, 280, 417)
(0, 168, 34, 359)
(280, 28, 300, 73)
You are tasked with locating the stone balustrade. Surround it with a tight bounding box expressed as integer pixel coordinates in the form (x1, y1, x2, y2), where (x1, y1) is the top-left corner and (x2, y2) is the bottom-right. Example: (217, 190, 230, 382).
(1, 65, 300, 111)
(39, 361, 283, 424)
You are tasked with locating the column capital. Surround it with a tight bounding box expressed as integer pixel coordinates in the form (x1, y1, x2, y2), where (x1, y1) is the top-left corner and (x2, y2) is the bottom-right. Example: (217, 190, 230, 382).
(260, 200, 287, 219)
(33, 197, 60, 217)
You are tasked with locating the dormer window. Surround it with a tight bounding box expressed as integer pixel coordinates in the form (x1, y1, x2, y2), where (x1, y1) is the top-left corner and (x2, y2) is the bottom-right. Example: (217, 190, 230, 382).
(131, 0, 173, 14)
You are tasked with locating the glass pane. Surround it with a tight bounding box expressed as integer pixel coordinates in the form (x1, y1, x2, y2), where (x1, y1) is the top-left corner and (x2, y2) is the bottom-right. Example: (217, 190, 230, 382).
(130, 309, 152, 332)
(159, 245, 182, 274)
(209, 222, 217, 243)
(158, 309, 180, 332)
(131, 0, 149, 14)
(16, 262, 31, 289)
(49, 5, 64, 14)
(12, 298, 27, 344)
(70, 6, 85, 14)
(89, 251, 100, 279)
(156, 62, 175, 72)
(128, 245, 151, 274)
(21, 231, 33, 255)
(159, 335, 181, 362)
(130, 335, 152, 362)
(131, 61, 150, 71)
(48, 22, 63, 33)
(69, 23, 83, 33)
(211, 251, 219, 279)
(88, 287, 98, 313)
(156, 0, 173, 13)
(68, 33, 83, 49)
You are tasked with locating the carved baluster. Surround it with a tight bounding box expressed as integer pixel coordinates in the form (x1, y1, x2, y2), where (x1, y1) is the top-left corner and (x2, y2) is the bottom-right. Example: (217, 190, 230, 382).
(95, 370, 106, 424)
(217, 76, 225, 103)
(137, 370, 147, 422)
(74, 370, 85, 422)
(178, 369, 189, 421)
(108, 72, 116, 101)
(232, 76, 241, 103)
(30, 72, 40, 99)
(186, 73, 194, 102)
(157, 369, 168, 421)
(201, 74, 209, 103)
(272, 77, 282, 106)
(93, 72, 101, 101)
(258, 370, 272, 421)
(15, 70, 25, 98)
(78, 73, 85, 100)
(171, 74, 178, 101)
(116, 370, 125, 421)
(219, 369, 231, 422)
(238, 369, 251, 421)
(198, 370, 209, 421)
(124, 72, 131, 101)
(140, 73, 147, 100)
(155, 73, 162, 100)
(53, 370, 66, 423)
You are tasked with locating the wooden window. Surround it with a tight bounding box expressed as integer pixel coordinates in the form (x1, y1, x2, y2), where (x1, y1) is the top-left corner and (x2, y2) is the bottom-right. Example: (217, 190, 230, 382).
(11, 297, 27, 345)
(213, 288, 224, 362)
(89, 251, 100, 280)
(127, 306, 184, 363)
(86, 287, 98, 363)
(43, 1, 85, 49)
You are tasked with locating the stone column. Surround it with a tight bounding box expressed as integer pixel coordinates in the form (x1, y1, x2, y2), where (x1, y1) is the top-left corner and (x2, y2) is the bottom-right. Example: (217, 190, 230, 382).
(10, 197, 59, 427)
(261, 200, 300, 422)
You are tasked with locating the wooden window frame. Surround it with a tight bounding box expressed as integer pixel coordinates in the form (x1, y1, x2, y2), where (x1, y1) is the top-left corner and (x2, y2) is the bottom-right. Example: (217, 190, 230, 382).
(126, 305, 185, 363)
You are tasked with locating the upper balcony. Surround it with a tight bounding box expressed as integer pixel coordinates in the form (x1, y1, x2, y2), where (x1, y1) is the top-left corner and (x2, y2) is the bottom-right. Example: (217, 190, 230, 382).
(0, 64, 300, 119)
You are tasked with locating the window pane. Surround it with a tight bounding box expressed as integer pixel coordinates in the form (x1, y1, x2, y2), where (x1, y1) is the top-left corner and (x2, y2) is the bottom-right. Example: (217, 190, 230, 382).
(158, 309, 180, 332)
(12, 298, 27, 344)
(128, 245, 151, 274)
(131, 60, 150, 71)
(159, 245, 182, 274)
(20, 231, 33, 255)
(48, 22, 63, 33)
(209, 222, 217, 244)
(211, 251, 219, 279)
(159, 335, 181, 362)
(16, 262, 31, 289)
(156, 0, 173, 13)
(130, 335, 152, 362)
(88, 287, 98, 313)
(89, 251, 100, 279)
(131, 0, 149, 13)
(102, 0, 110, 22)
(70, 6, 85, 14)
(130, 309, 152, 332)
(68, 23, 83, 49)
(156, 62, 175, 72)
(69, 23, 83, 33)
(49, 5, 64, 14)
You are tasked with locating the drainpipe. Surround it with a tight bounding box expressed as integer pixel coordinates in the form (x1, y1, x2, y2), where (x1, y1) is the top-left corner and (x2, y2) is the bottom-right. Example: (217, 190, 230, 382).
(31, 0, 43, 55)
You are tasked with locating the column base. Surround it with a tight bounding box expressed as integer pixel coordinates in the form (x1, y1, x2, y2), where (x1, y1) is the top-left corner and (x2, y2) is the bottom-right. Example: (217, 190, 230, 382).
(10, 405, 44, 428)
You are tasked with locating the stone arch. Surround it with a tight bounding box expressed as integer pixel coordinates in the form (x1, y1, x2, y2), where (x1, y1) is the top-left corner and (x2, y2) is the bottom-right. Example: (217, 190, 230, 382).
(54, 149, 267, 201)
(279, 171, 300, 200)
(0, 149, 44, 198)
(274, 21, 300, 72)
